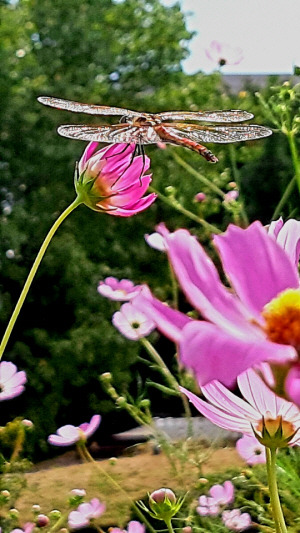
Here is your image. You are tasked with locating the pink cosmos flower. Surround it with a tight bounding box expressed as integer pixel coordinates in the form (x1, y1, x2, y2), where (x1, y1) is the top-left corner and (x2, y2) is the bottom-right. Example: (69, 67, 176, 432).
(68, 498, 106, 529)
(205, 40, 243, 67)
(112, 302, 155, 340)
(0, 361, 27, 401)
(197, 481, 234, 516)
(133, 221, 300, 401)
(222, 509, 252, 531)
(236, 434, 266, 465)
(10, 524, 35, 533)
(76, 142, 156, 217)
(144, 222, 169, 252)
(97, 277, 142, 301)
(48, 415, 101, 446)
(110, 521, 145, 533)
(180, 368, 300, 448)
(268, 217, 300, 269)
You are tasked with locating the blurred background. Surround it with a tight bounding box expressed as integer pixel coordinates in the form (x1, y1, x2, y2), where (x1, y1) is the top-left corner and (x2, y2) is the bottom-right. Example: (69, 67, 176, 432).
(0, 0, 299, 458)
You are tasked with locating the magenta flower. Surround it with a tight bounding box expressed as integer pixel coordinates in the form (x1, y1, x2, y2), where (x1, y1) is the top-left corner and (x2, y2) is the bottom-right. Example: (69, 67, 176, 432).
(133, 221, 300, 399)
(268, 217, 300, 269)
(10, 524, 35, 533)
(144, 223, 169, 252)
(236, 435, 266, 465)
(48, 414, 101, 446)
(97, 277, 142, 301)
(222, 509, 252, 531)
(197, 481, 234, 516)
(180, 368, 300, 448)
(0, 361, 26, 401)
(76, 142, 156, 217)
(68, 498, 106, 529)
(110, 521, 145, 533)
(205, 40, 243, 67)
(112, 302, 155, 340)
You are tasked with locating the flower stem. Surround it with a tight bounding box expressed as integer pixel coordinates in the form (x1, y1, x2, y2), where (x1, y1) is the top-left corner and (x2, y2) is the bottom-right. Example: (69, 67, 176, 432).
(164, 518, 175, 533)
(286, 130, 300, 195)
(171, 151, 225, 198)
(150, 186, 221, 234)
(227, 144, 249, 227)
(0, 196, 83, 361)
(139, 338, 193, 435)
(265, 447, 287, 533)
(271, 175, 296, 220)
(80, 444, 157, 533)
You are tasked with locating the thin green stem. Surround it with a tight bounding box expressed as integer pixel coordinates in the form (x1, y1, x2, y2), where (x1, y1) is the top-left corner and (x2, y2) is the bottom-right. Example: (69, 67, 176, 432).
(165, 518, 175, 533)
(272, 176, 296, 220)
(227, 145, 249, 227)
(286, 130, 300, 195)
(265, 447, 287, 533)
(150, 187, 221, 234)
(48, 513, 68, 533)
(0, 197, 82, 361)
(140, 338, 179, 392)
(140, 339, 192, 429)
(171, 151, 225, 198)
(80, 444, 157, 533)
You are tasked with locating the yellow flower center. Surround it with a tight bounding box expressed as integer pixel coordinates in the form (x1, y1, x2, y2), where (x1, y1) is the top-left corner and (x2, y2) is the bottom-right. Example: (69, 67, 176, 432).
(262, 288, 300, 350)
(255, 414, 297, 448)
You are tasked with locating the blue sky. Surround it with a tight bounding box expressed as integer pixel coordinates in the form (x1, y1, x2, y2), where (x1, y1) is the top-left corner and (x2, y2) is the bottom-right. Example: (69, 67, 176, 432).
(163, 0, 300, 74)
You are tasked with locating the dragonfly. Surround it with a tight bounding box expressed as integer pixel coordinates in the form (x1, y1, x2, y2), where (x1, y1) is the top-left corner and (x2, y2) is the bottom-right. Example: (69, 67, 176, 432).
(38, 96, 272, 163)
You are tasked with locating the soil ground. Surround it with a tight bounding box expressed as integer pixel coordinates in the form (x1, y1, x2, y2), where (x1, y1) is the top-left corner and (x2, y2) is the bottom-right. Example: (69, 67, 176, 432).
(15, 444, 244, 527)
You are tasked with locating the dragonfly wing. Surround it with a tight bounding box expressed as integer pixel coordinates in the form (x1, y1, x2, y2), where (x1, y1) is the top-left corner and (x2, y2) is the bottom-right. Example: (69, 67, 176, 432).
(166, 123, 272, 143)
(38, 96, 141, 117)
(57, 124, 161, 144)
(156, 110, 254, 123)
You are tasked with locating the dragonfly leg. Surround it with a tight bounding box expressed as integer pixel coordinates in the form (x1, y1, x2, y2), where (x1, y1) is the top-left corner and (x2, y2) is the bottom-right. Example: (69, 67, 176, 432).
(105, 143, 131, 159)
(110, 142, 146, 188)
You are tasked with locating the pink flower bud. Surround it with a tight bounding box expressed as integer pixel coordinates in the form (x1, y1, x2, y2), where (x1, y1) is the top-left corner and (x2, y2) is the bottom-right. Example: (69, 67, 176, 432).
(150, 488, 176, 504)
(76, 143, 156, 217)
(194, 192, 206, 202)
(36, 514, 50, 527)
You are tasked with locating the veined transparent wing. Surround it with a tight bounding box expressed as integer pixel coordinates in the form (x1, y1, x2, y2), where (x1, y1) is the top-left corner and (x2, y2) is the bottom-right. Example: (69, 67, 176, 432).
(156, 110, 254, 123)
(165, 123, 273, 143)
(57, 124, 161, 144)
(38, 96, 142, 117)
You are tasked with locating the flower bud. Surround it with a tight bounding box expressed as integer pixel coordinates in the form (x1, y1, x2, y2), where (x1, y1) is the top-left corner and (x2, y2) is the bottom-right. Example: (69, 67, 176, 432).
(147, 488, 184, 521)
(9, 508, 19, 519)
(22, 419, 34, 428)
(75, 143, 156, 216)
(194, 192, 206, 203)
(71, 489, 86, 497)
(116, 396, 127, 407)
(32, 504, 41, 514)
(36, 514, 50, 527)
(100, 372, 112, 382)
(49, 509, 61, 520)
(140, 399, 151, 408)
(150, 489, 176, 504)
(1, 489, 10, 499)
